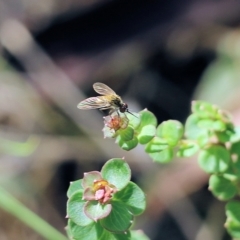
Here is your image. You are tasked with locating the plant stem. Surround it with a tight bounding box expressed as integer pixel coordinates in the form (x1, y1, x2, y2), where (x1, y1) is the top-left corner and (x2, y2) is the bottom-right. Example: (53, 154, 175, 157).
(0, 186, 68, 240)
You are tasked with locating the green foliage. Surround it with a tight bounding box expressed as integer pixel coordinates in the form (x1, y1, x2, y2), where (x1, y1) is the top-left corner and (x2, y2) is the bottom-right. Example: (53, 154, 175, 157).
(100, 100, 240, 239)
(103, 109, 184, 163)
(66, 159, 146, 240)
(113, 181, 146, 216)
(100, 201, 134, 232)
(74, 100, 240, 240)
(209, 175, 237, 200)
(225, 201, 240, 238)
(156, 120, 184, 146)
(198, 145, 230, 173)
(176, 140, 199, 157)
(67, 180, 83, 198)
(101, 158, 131, 190)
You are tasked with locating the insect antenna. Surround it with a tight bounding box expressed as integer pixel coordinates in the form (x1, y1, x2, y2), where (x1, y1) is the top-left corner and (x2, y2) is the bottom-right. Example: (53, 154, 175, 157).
(126, 110, 138, 118)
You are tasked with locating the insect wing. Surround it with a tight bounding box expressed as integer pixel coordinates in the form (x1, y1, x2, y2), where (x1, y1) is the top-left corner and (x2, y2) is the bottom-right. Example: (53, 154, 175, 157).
(77, 97, 110, 110)
(93, 82, 116, 95)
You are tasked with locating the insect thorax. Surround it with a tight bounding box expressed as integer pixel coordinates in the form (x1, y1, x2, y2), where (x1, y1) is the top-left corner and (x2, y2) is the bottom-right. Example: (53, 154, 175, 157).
(111, 96, 123, 107)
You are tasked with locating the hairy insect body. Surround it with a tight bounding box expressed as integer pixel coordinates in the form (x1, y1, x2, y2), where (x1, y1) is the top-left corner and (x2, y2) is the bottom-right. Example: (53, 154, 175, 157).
(77, 82, 129, 115)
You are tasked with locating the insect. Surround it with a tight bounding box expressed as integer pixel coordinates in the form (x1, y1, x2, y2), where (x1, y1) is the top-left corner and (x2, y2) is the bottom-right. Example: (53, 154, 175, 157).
(77, 82, 135, 117)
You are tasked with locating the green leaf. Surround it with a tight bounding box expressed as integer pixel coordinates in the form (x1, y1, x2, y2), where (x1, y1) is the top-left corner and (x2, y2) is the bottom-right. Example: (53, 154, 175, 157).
(65, 224, 73, 239)
(100, 201, 133, 233)
(99, 230, 131, 240)
(137, 125, 156, 144)
(212, 120, 226, 131)
(230, 141, 240, 156)
(145, 137, 169, 153)
(118, 137, 138, 151)
(191, 101, 218, 118)
(216, 130, 232, 143)
(118, 127, 134, 141)
(67, 180, 83, 198)
(196, 132, 210, 148)
(156, 120, 184, 146)
(148, 147, 174, 163)
(177, 141, 199, 157)
(226, 161, 240, 180)
(226, 201, 240, 223)
(185, 114, 208, 140)
(113, 182, 146, 216)
(230, 127, 240, 142)
(209, 175, 237, 201)
(68, 219, 104, 240)
(138, 110, 157, 127)
(68, 220, 131, 240)
(84, 201, 112, 221)
(101, 159, 131, 190)
(197, 119, 226, 131)
(67, 191, 93, 226)
(225, 219, 240, 238)
(198, 145, 230, 173)
(131, 230, 150, 240)
(127, 112, 141, 129)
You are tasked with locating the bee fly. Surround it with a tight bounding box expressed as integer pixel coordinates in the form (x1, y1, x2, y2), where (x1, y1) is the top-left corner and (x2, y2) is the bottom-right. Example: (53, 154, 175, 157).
(77, 82, 136, 117)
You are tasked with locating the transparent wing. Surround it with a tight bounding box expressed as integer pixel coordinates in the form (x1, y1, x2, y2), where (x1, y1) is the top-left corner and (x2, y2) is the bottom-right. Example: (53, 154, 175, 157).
(93, 82, 116, 95)
(77, 97, 111, 109)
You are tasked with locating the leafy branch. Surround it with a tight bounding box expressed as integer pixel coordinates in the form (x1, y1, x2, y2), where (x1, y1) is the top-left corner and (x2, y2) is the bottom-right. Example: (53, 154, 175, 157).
(67, 100, 240, 239)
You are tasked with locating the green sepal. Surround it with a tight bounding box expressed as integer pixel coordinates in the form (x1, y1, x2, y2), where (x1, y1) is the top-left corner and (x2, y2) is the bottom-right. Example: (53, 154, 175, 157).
(84, 201, 112, 221)
(67, 179, 83, 198)
(145, 137, 169, 153)
(156, 120, 184, 146)
(113, 181, 146, 216)
(100, 201, 134, 233)
(198, 145, 230, 173)
(101, 159, 131, 191)
(176, 140, 199, 157)
(137, 125, 156, 144)
(67, 191, 93, 226)
(209, 175, 237, 201)
(148, 147, 174, 163)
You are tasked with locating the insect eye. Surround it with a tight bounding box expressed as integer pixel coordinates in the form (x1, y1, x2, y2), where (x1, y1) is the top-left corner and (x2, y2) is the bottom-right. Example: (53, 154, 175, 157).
(119, 103, 128, 113)
(122, 103, 128, 109)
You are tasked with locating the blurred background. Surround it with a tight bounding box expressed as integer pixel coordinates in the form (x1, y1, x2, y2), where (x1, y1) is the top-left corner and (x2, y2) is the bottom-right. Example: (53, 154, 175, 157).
(1, 0, 240, 239)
